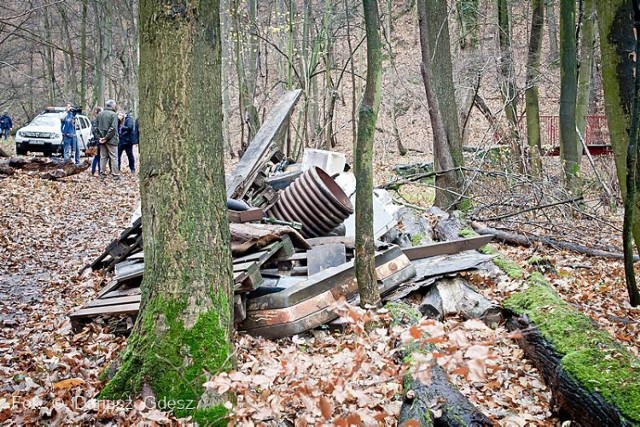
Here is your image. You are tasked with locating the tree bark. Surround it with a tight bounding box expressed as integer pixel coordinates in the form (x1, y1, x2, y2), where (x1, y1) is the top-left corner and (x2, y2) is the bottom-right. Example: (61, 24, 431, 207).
(418, 0, 461, 210)
(596, 1, 640, 253)
(101, 0, 235, 420)
(525, 0, 544, 177)
(560, 0, 580, 195)
(425, 0, 465, 177)
(545, 0, 559, 63)
(497, 0, 522, 171)
(575, 0, 596, 152)
(355, 0, 383, 308)
(623, 0, 640, 307)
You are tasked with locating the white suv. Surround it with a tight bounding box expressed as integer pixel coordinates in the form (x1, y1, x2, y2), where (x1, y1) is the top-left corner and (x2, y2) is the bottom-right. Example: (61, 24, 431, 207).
(15, 112, 93, 157)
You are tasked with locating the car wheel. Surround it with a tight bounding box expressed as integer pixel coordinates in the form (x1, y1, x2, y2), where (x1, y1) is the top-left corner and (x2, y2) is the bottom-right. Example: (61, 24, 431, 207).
(16, 147, 27, 156)
(42, 149, 53, 157)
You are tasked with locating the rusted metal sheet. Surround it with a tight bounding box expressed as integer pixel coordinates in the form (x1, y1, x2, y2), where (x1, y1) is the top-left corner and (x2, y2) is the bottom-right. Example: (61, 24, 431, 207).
(401, 235, 493, 261)
(268, 167, 354, 238)
(241, 250, 415, 338)
(246, 246, 407, 311)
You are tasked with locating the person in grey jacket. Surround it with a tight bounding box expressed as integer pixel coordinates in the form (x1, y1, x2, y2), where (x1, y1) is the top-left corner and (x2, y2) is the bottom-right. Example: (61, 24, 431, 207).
(96, 99, 120, 178)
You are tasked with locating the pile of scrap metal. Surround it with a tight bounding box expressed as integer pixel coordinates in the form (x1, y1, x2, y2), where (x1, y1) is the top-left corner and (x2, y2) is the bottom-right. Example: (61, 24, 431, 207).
(69, 89, 495, 338)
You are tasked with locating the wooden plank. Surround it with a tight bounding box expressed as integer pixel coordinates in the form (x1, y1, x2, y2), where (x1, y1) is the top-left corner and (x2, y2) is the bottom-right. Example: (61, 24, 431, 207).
(226, 89, 303, 199)
(401, 235, 494, 261)
(85, 294, 141, 308)
(103, 285, 142, 298)
(70, 302, 140, 319)
(228, 208, 264, 223)
(97, 279, 122, 298)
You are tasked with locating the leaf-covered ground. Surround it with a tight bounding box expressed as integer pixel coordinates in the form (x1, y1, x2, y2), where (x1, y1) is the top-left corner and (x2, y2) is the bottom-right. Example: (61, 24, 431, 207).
(1, 148, 636, 426)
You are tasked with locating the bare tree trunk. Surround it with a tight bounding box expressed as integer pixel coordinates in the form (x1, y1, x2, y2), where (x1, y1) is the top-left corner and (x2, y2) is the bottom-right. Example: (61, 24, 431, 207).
(497, 0, 522, 172)
(425, 0, 464, 174)
(560, 0, 580, 195)
(455, 0, 483, 145)
(101, 0, 235, 418)
(345, 0, 359, 149)
(80, 0, 88, 110)
(93, 0, 105, 106)
(525, 0, 544, 177)
(545, 0, 559, 63)
(385, 0, 406, 155)
(576, 0, 596, 152)
(355, 0, 383, 308)
(418, 0, 460, 210)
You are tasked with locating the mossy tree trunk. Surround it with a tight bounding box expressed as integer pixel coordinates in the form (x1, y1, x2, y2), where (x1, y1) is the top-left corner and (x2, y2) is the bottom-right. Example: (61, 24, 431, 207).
(497, 0, 522, 172)
(597, 0, 640, 297)
(101, 0, 235, 421)
(418, 0, 460, 210)
(595, 0, 640, 252)
(355, 0, 382, 308)
(525, 0, 544, 177)
(425, 0, 465, 183)
(575, 0, 596, 152)
(623, 0, 640, 307)
(559, 0, 580, 195)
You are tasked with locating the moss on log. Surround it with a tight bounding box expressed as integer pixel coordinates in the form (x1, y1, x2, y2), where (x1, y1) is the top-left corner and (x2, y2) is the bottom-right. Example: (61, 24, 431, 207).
(506, 273, 640, 425)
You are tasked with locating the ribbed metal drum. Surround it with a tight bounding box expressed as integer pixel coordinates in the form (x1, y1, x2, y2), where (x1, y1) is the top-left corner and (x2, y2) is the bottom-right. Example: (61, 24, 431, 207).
(268, 166, 354, 238)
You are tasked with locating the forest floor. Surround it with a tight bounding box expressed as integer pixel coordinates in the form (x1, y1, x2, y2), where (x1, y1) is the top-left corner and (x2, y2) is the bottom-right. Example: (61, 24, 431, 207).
(0, 136, 638, 426)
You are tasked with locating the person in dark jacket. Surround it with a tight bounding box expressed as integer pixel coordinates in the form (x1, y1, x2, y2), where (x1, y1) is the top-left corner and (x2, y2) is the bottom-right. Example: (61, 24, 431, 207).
(131, 117, 139, 145)
(96, 99, 120, 178)
(61, 102, 79, 164)
(0, 112, 12, 140)
(117, 111, 135, 173)
(90, 107, 102, 175)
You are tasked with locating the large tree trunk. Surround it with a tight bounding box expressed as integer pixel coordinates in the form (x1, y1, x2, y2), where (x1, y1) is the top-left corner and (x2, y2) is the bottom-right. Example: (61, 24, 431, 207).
(425, 0, 465, 178)
(100, 0, 235, 419)
(418, 0, 461, 210)
(455, 0, 483, 146)
(525, 0, 544, 177)
(560, 0, 580, 195)
(596, 1, 640, 252)
(355, 0, 383, 308)
(575, 0, 596, 151)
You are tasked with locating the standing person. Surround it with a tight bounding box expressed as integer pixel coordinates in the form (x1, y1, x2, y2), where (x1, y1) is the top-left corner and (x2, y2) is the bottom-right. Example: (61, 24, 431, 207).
(90, 107, 103, 175)
(0, 112, 12, 140)
(61, 102, 80, 164)
(96, 99, 120, 179)
(117, 111, 135, 173)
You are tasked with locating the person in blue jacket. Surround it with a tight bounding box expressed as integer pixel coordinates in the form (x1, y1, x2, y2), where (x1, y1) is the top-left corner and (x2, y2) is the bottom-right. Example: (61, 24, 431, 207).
(61, 102, 79, 164)
(117, 111, 135, 173)
(0, 112, 12, 140)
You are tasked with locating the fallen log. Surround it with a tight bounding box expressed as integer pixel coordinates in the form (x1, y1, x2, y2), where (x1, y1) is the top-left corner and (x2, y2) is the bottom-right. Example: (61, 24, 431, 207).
(471, 221, 640, 261)
(505, 273, 640, 426)
(8, 157, 90, 179)
(419, 277, 503, 325)
(390, 302, 494, 427)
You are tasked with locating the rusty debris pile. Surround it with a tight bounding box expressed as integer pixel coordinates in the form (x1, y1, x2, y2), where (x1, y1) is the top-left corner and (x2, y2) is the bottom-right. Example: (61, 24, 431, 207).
(70, 90, 494, 338)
